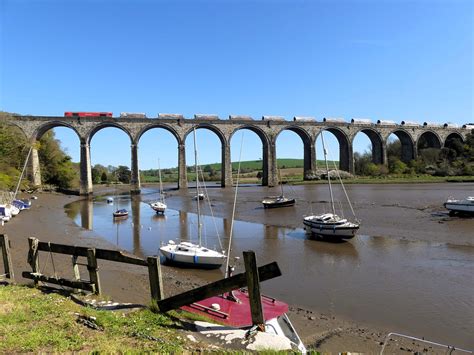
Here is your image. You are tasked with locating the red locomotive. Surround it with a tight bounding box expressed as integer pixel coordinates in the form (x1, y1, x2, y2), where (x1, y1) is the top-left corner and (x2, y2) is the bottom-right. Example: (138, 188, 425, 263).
(64, 112, 113, 117)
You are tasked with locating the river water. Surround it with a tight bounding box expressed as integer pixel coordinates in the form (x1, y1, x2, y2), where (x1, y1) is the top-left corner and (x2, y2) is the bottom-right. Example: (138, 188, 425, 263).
(65, 183, 474, 349)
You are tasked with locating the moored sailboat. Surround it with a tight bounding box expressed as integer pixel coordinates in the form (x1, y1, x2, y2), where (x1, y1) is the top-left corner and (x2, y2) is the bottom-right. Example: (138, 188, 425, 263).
(262, 169, 295, 208)
(150, 159, 167, 214)
(303, 130, 360, 240)
(159, 128, 226, 268)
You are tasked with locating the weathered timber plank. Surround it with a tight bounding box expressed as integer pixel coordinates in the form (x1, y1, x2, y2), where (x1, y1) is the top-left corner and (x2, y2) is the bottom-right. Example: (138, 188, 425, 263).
(244, 251, 264, 328)
(147, 257, 164, 301)
(95, 249, 148, 266)
(0, 234, 14, 280)
(27, 237, 40, 285)
(87, 249, 101, 295)
(157, 262, 281, 312)
(35, 241, 147, 266)
(22, 272, 96, 292)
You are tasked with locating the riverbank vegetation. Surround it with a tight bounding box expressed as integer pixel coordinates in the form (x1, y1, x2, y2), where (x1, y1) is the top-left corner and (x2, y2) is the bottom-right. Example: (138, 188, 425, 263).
(0, 284, 187, 353)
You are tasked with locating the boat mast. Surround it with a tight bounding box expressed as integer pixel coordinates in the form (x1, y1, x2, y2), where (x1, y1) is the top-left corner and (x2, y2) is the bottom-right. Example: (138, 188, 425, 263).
(278, 167, 284, 197)
(158, 158, 164, 203)
(321, 130, 336, 216)
(13, 146, 32, 200)
(193, 128, 202, 247)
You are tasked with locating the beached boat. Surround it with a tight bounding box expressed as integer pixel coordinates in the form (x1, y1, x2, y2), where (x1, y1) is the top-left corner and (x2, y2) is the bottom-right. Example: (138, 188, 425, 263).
(106, 197, 114, 204)
(193, 193, 205, 201)
(262, 170, 295, 208)
(150, 159, 167, 214)
(444, 196, 474, 215)
(160, 128, 226, 268)
(303, 130, 360, 240)
(182, 289, 306, 352)
(262, 195, 295, 208)
(8, 204, 19, 217)
(0, 205, 12, 222)
(12, 199, 31, 210)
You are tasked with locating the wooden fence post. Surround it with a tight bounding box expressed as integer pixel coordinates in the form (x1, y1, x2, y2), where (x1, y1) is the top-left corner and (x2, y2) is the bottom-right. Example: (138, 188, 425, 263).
(71, 255, 81, 293)
(147, 256, 164, 302)
(243, 251, 265, 331)
(0, 234, 14, 281)
(27, 237, 40, 285)
(87, 248, 101, 294)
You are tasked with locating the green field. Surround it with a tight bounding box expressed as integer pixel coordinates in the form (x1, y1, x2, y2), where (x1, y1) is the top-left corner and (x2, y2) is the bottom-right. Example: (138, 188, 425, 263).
(141, 158, 337, 182)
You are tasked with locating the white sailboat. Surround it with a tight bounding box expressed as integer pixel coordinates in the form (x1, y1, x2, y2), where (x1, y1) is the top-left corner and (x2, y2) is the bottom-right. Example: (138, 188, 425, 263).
(150, 159, 167, 214)
(159, 128, 227, 268)
(303, 130, 360, 240)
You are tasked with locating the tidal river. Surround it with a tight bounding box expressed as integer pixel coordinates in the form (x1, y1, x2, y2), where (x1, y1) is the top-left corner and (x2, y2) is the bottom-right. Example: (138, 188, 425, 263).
(65, 183, 474, 349)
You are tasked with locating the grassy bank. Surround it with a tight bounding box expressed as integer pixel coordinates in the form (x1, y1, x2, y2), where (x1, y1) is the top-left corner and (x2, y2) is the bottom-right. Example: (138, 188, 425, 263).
(0, 284, 186, 353)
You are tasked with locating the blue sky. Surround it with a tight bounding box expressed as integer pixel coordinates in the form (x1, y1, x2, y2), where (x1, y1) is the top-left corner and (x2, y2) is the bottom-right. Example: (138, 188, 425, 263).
(1, 0, 472, 169)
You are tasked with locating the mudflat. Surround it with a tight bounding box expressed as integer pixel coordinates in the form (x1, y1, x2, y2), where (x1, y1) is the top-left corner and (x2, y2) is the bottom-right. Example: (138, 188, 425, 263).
(2, 182, 473, 352)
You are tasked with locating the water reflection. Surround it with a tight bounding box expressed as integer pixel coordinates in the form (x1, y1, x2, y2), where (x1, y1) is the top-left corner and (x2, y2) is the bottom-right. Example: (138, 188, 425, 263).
(80, 198, 93, 230)
(66, 194, 474, 349)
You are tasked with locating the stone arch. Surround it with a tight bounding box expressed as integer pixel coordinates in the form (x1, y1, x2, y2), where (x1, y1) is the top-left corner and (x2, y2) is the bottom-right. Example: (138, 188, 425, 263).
(417, 131, 442, 151)
(444, 132, 465, 156)
(388, 129, 415, 163)
(0, 119, 29, 140)
(229, 125, 271, 186)
(183, 123, 227, 146)
(352, 128, 385, 165)
(276, 126, 314, 177)
(87, 123, 133, 145)
(30, 122, 83, 188)
(136, 123, 181, 146)
(183, 124, 227, 187)
(32, 121, 81, 142)
(445, 132, 464, 146)
(316, 128, 351, 172)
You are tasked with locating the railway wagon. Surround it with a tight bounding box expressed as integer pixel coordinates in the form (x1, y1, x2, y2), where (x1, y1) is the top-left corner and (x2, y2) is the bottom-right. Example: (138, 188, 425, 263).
(64, 112, 112, 117)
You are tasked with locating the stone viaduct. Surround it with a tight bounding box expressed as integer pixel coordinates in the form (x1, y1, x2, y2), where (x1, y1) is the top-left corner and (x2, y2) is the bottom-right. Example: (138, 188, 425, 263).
(6, 114, 470, 195)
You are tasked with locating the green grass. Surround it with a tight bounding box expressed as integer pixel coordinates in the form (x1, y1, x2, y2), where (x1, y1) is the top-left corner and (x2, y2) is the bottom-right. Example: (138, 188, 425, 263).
(0, 285, 186, 353)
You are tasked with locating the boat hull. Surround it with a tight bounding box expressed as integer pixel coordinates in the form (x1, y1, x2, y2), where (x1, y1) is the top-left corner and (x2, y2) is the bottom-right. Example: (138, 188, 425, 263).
(303, 218, 359, 240)
(444, 200, 474, 215)
(150, 202, 166, 214)
(262, 197, 295, 208)
(160, 242, 226, 269)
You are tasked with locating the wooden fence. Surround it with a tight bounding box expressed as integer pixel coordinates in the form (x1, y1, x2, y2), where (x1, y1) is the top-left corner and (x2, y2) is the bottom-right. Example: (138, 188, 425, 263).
(0, 234, 14, 282)
(21, 237, 282, 329)
(23, 237, 164, 301)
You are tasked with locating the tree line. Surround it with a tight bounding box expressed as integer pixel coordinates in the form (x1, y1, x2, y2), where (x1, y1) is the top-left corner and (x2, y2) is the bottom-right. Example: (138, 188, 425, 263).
(354, 133, 474, 177)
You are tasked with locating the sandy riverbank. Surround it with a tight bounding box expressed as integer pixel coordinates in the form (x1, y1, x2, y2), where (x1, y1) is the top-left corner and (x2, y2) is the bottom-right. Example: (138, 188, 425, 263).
(2, 184, 472, 352)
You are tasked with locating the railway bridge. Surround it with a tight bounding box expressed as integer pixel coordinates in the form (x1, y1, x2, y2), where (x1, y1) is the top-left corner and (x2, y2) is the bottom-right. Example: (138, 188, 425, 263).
(7, 114, 470, 195)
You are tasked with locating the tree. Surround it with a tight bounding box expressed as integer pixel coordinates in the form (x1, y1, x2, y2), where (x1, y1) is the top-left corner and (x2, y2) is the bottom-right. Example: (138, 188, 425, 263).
(92, 164, 109, 184)
(38, 130, 78, 188)
(101, 171, 108, 183)
(115, 165, 131, 184)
